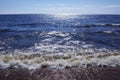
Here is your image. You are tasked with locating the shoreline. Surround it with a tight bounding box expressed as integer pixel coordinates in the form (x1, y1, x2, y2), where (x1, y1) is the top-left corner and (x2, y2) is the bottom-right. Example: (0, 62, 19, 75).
(0, 67, 120, 80)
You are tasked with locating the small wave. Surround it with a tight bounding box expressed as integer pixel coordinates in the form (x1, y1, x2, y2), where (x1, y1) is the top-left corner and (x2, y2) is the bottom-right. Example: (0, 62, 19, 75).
(94, 23, 120, 27)
(6, 22, 120, 28)
(102, 23, 120, 26)
(47, 31, 69, 37)
(71, 23, 120, 28)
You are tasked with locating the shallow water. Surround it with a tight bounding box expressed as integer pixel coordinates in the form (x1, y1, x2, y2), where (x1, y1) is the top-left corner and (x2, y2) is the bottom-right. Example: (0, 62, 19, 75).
(0, 14, 120, 69)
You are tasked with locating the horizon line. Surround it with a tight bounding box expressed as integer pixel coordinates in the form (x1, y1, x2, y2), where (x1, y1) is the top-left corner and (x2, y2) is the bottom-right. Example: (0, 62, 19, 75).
(0, 13, 120, 16)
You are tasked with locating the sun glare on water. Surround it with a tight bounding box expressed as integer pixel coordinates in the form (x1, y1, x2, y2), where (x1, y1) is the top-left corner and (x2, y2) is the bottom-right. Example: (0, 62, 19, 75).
(53, 14, 77, 20)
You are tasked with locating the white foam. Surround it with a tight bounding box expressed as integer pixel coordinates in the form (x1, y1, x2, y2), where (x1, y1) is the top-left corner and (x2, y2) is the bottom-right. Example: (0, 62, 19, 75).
(48, 31, 69, 37)
(0, 51, 119, 69)
(103, 31, 112, 34)
(95, 23, 120, 26)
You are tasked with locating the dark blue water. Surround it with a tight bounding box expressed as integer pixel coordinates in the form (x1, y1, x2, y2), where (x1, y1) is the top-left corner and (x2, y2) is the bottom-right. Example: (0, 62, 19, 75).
(0, 14, 120, 54)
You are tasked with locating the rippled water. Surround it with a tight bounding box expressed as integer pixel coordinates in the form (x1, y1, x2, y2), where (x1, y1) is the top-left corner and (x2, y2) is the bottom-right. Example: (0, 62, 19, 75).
(0, 14, 120, 69)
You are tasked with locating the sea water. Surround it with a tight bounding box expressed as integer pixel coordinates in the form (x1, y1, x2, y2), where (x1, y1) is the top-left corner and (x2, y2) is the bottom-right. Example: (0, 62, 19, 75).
(0, 14, 120, 69)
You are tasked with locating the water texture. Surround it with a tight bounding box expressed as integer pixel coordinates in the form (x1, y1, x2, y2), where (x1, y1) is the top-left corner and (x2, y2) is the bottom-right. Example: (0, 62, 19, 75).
(0, 14, 120, 69)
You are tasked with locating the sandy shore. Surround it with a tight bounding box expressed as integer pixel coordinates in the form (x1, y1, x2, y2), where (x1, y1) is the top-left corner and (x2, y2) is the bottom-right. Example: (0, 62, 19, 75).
(0, 67, 120, 80)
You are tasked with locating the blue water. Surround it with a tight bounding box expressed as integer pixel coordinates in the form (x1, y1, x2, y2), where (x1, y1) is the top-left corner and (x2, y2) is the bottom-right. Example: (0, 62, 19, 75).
(0, 14, 120, 54)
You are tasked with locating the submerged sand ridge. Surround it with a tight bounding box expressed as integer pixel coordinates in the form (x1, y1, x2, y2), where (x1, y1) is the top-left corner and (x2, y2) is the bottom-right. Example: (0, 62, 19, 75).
(0, 67, 120, 80)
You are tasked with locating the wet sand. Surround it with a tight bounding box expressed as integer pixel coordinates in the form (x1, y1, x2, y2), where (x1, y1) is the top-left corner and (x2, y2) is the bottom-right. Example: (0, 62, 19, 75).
(0, 67, 120, 80)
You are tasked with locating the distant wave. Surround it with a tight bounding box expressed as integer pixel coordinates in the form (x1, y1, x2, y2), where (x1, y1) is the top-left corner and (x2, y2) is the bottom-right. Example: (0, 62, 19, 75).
(5, 22, 120, 28)
(72, 23, 120, 28)
(7, 22, 55, 26)
(95, 23, 120, 27)
(0, 29, 14, 33)
(62, 23, 120, 28)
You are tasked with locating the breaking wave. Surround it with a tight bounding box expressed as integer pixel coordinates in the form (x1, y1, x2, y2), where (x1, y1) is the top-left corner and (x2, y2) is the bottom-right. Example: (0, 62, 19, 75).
(0, 50, 119, 69)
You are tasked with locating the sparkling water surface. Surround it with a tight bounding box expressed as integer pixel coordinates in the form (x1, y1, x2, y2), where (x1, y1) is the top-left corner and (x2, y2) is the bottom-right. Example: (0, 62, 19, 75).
(0, 14, 120, 69)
